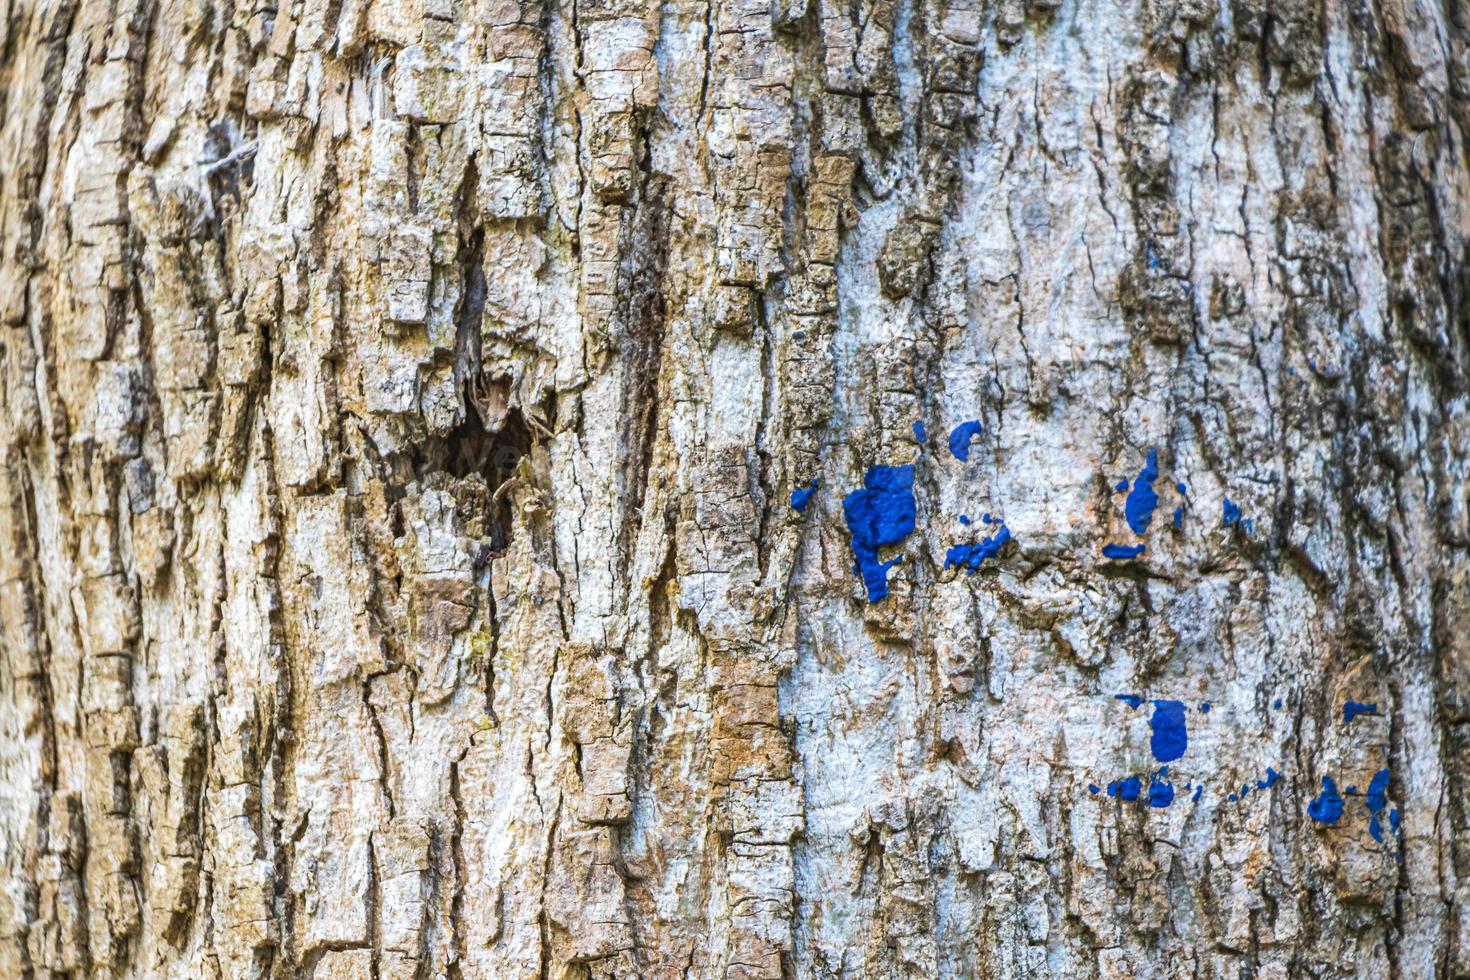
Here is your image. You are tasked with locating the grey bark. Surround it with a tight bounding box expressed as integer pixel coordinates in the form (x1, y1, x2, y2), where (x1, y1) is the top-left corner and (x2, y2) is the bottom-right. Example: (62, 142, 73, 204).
(1, 0, 1469, 975)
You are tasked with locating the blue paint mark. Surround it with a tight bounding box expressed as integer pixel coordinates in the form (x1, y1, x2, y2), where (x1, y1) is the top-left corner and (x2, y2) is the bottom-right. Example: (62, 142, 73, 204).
(1390, 809, 1401, 832)
(959, 514, 971, 525)
(1344, 701, 1378, 724)
(1256, 767, 1279, 790)
(1149, 770, 1175, 808)
(1124, 448, 1161, 534)
(1273, 698, 1283, 709)
(1366, 768, 1391, 843)
(842, 465, 917, 603)
(948, 420, 983, 462)
(1199, 701, 1211, 713)
(944, 525, 1012, 574)
(1308, 776, 1345, 825)
(1240, 783, 1250, 797)
(913, 420, 927, 444)
(1149, 700, 1188, 763)
(1114, 693, 1144, 709)
(1223, 498, 1241, 526)
(1175, 482, 1187, 495)
(1228, 792, 1237, 802)
(790, 479, 820, 513)
(1114, 479, 1129, 493)
(981, 513, 994, 524)
(1108, 776, 1142, 802)
(1102, 543, 1146, 560)
(1172, 506, 1184, 528)
(1088, 783, 1101, 794)
(1193, 784, 1204, 802)
(793, 330, 806, 340)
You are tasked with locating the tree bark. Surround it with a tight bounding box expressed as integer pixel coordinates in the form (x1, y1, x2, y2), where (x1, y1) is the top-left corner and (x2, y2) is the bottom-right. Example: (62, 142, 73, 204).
(2, 0, 1470, 973)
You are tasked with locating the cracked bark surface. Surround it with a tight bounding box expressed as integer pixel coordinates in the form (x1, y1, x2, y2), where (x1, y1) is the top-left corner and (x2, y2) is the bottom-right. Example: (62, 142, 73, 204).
(2, 0, 1470, 974)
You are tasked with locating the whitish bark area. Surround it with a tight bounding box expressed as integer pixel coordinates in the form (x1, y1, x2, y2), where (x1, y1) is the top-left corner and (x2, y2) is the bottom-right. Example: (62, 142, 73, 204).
(2, 0, 1470, 973)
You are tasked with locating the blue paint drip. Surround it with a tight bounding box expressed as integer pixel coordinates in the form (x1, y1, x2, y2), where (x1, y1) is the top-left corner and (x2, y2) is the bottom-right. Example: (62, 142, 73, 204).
(1344, 701, 1378, 723)
(1114, 693, 1144, 709)
(790, 479, 820, 513)
(1114, 479, 1129, 493)
(1149, 770, 1175, 808)
(1172, 505, 1183, 528)
(842, 465, 917, 603)
(1223, 498, 1241, 526)
(1193, 784, 1204, 801)
(1366, 768, 1391, 843)
(948, 420, 983, 462)
(1149, 700, 1188, 763)
(1108, 776, 1142, 802)
(1308, 776, 1345, 825)
(944, 525, 1012, 574)
(913, 420, 927, 444)
(1102, 543, 1146, 560)
(1257, 767, 1280, 790)
(1124, 448, 1161, 534)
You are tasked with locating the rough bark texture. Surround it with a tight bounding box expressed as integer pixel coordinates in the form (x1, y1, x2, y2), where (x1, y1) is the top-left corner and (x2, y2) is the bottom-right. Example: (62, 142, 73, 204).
(2, 0, 1470, 972)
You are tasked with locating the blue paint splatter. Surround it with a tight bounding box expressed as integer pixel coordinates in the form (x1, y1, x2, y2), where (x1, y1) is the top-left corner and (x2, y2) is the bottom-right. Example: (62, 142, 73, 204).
(1308, 776, 1345, 825)
(1176, 481, 1187, 495)
(1273, 698, 1283, 709)
(1114, 693, 1144, 709)
(1390, 809, 1401, 832)
(1344, 701, 1378, 723)
(1149, 769, 1175, 808)
(1114, 478, 1128, 493)
(1366, 768, 1391, 843)
(1088, 783, 1101, 794)
(913, 420, 927, 443)
(842, 465, 917, 603)
(1149, 700, 1188, 763)
(1199, 701, 1211, 713)
(1124, 448, 1161, 535)
(1102, 543, 1146, 560)
(1223, 498, 1241, 526)
(1108, 776, 1142, 802)
(1256, 767, 1279, 790)
(790, 479, 820, 513)
(1228, 792, 1237, 802)
(948, 421, 983, 462)
(1193, 784, 1204, 801)
(1172, 506, 1184, 528)
(959, 514, 971, 525)
(944, 525, 1012, 574)
(981, 513, 995, 524)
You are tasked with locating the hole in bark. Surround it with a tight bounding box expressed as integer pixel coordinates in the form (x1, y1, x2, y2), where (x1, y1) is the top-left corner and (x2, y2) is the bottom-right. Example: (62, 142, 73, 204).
(413, 404, 531, 551)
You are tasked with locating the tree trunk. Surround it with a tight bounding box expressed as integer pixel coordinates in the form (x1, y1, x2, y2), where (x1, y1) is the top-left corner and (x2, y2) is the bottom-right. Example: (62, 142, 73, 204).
(2, 0, 1470, 972)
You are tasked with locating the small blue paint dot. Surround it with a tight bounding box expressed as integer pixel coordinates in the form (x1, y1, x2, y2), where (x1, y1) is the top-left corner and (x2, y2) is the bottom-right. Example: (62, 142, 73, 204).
(913, 420, 927, 444)
(948, 421, 983, 462)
